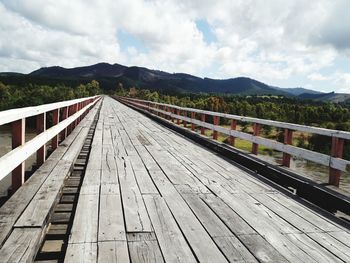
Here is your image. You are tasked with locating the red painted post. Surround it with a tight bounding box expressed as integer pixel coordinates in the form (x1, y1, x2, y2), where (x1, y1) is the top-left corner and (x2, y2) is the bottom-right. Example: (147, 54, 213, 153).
(230, 119, 237, 146)
(177, 109, 180, 125)
(60, 106, 68, 141)
(78, 102, 82, 123)
(170, 107, 174, 122)
(36, 113, 46, 165)
(163, 105, 166, 119)
(74, 103, 79, 127)
(191, 112, 195, 131)
(213, 116, 220, 140)
(67, 104, 76, 135)
(183, 111, 187, 127)
(201, 114, 206, 135)
(329, 137, 344, 186)
(11, 118, 25, 192)
(51, 109, 60, 150)
(282, 129, 293, 167)
(252, 123, 261, 155)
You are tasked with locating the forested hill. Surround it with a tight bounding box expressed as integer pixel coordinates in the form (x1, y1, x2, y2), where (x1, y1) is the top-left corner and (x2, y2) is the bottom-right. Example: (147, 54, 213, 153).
(0, 62, 334, 98)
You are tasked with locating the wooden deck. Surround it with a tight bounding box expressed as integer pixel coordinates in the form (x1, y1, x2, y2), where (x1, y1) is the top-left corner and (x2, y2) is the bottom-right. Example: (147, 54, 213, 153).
(1, 96, 350, 262)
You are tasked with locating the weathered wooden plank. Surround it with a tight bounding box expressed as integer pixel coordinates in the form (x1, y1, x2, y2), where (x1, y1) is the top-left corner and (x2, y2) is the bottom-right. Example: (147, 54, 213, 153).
(267, 193, 343, 232)
(81, 169, 101, 190)
(68, 194, 99, 244)
(14, 162, 71, 227)
(0, 228, 42, 262)
(286, 233, 344, 263)
(98, 241, 129, 263)
(183, 194, 257, 263)
(213, 236, 258, 263)
(201, 194, 287, 262)
(146, 147, 210, 194)
(127, 233, 164, 263)
(143, 195, 196, 263)
(252, 193, 322, 233)
(207, 193, 317, 262)
(15, 126, 92, 228)
(145, 169, 227, 263)
(117, 157, 152, 232)
(328, 231, 350, 248)
(308, 232, 350, 262)
(101, 145, 117, 172)
(64, 242, 97, 263)
(98, 194, 126, 242)
(130, 156, 159, 194)
(100, 183, 119, 195)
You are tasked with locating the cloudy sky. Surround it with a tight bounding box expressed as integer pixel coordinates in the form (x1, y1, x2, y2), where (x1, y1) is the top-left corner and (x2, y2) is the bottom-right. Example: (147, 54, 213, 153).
(0, 0, 350, 92)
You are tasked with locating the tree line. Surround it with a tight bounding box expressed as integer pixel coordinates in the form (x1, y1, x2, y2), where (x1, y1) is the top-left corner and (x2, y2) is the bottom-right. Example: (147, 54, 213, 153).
(0, 80, 101, 111)
(118, 87, 350, 131)
(117, 86, 350, 159)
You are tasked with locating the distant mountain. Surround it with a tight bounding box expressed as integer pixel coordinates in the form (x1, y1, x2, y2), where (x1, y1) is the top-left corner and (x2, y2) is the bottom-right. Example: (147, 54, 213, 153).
(23, 63, 293, 95)
(298, 92, 350, 103)
(30, 62, 127, 78)
(271, 86, 322, 96)
(0, 62, 347, 102)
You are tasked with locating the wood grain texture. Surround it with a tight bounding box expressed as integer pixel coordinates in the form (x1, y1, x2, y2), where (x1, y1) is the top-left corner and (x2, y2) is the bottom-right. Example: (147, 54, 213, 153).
(128, 233, 164, 263)
(0, 228, 43, 262)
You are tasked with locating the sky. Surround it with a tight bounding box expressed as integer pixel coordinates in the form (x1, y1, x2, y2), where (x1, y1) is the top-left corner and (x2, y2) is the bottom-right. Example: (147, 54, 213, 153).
(0, 0, 350, 93)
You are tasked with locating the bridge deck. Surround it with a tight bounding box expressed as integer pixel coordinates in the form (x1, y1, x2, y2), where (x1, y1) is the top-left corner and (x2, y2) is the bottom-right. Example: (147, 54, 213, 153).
(1, 96, 350, 262)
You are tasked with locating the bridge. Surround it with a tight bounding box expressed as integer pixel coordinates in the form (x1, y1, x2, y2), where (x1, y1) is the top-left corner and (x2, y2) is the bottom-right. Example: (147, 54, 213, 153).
(0, 95, 349, 262)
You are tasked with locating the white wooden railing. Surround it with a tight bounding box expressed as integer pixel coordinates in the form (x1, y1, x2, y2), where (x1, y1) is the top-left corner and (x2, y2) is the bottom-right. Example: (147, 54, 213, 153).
(117, 96, 350, 187)
(0, 96, 100, 192)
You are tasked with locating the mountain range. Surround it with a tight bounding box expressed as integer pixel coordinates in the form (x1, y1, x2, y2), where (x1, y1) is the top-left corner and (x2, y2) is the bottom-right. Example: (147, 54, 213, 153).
(1, 62, 349, 102)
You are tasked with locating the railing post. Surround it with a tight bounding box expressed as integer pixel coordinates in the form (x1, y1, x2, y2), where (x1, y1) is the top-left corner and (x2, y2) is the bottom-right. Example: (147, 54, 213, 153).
(67, 105, 75, 135)
(230, 119, 237, 146)
(36, 112, 46, 166)
(11, 118, 25, 192)
(282, 129, 293, 167)
(60, 106, 68, 141)
(201, 114, 206, 135)
(191, 112, 195, 131)
(170, 107, 174, 122)
(51, 109, 60, 150)
(213, 116, 219, 140)
(177, 109, 180, 125)
(78, 102, 82, 123)
(252, 123, 261, 155)
(329, 137, 344, 187)
(183, 111, 187, 127)
(74, 103, 79, 127)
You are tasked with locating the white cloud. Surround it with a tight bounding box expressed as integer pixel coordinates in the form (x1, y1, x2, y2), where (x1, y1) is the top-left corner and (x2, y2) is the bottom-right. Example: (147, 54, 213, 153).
(308, 73, 331, 81)
(332, 72, 350, 93)
(0, 0, 349, 92)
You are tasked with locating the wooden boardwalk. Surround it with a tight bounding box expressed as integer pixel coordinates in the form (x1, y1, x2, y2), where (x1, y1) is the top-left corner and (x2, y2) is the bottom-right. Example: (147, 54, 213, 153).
(1, 96, 350, 262)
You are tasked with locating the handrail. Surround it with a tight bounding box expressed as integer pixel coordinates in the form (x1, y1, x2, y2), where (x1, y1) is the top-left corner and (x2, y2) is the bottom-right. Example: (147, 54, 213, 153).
(0, 95, 101, 192)
(0, 96, 99, 126)
(121, 97, 350, 140)
(116, 96, 350, 187)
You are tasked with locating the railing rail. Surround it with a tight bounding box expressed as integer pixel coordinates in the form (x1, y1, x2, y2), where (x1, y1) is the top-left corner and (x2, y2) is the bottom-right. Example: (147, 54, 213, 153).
(0, 95, 101, 192)
(117, 96, 350, 187)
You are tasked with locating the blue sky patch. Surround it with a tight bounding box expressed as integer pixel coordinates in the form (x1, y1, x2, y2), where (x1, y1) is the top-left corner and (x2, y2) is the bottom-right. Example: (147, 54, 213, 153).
(118, 30, 148, 53)
(195, 19, 216, 44)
